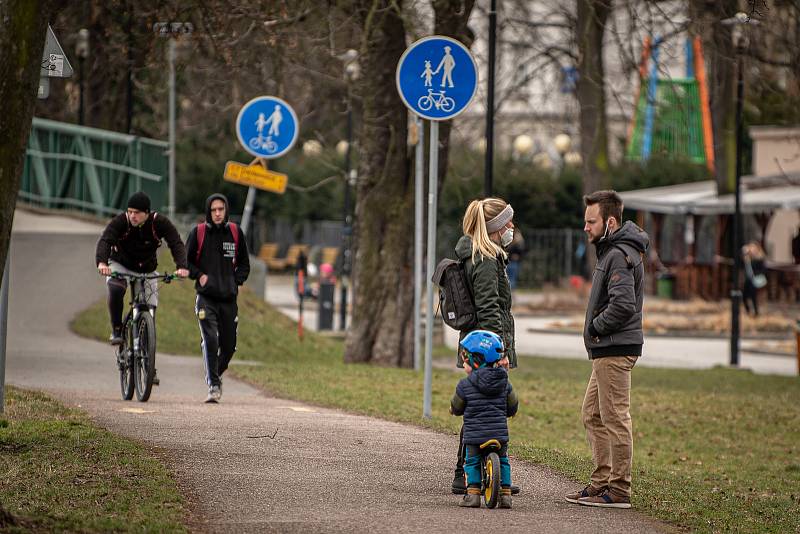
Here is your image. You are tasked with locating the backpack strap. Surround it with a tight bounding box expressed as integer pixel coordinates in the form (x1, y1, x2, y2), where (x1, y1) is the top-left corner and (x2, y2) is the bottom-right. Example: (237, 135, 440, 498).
(195, 223, 207, 263)
(151, 212, 159, 241)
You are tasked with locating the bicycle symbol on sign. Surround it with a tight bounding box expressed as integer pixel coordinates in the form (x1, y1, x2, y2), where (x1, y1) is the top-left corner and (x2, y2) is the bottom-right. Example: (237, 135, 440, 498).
(417, 89, 455, 112)
(249, 135, 278, 153)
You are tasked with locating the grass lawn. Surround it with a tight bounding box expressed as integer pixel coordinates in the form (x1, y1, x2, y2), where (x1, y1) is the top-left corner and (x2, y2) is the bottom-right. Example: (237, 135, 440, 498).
(72, 259, 800, 533)
(0, 386, 187, 533)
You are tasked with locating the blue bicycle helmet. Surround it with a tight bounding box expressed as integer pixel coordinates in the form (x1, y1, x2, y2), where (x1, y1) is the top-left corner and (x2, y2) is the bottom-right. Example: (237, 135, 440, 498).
(459, 330, 504, 369)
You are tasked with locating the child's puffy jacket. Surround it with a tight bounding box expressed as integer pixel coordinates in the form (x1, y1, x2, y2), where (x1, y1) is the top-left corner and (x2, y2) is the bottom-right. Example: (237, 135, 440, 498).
(450, 367, 518, 445)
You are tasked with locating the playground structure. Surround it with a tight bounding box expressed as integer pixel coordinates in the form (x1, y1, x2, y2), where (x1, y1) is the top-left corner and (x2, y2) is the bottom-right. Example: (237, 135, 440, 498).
(627, 36, 715, 172)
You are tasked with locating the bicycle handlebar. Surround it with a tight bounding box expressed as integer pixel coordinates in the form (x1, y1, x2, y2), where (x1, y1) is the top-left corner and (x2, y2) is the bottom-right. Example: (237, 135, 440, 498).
(109, 272, 183, 283)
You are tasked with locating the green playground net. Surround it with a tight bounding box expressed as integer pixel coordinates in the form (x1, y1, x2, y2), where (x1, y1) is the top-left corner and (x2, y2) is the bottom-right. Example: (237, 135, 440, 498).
(627, 78, 707, 165)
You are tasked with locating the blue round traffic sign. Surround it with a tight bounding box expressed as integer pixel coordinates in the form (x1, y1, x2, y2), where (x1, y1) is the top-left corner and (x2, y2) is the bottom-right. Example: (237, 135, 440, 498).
(396, 35, 478, 121)
(236, 96, 299, 159)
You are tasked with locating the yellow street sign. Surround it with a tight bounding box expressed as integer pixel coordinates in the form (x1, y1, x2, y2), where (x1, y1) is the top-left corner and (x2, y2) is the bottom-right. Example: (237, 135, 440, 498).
(223, 161, 288, 194)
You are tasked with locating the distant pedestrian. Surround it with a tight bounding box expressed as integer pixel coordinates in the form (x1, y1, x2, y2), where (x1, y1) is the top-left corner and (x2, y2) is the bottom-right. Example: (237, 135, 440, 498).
(565, 190, 649, 509)
(450, 197, 518, 497)
(185, 194, 250, 403)
(742, 241, 767, 316)
(505, 229, 525, 290)
(792, 226, 800, 265)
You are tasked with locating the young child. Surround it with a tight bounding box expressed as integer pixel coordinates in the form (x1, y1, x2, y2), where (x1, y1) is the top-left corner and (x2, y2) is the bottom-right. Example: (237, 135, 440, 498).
(450, 330, 519, 509)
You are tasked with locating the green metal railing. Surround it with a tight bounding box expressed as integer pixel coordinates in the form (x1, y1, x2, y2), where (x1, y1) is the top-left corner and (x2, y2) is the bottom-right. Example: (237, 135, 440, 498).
(20, 118, 169, 217)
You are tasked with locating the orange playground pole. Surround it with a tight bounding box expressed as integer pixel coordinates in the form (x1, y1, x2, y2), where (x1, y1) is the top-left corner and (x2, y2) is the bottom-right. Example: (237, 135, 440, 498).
(693, 36, 715, 173)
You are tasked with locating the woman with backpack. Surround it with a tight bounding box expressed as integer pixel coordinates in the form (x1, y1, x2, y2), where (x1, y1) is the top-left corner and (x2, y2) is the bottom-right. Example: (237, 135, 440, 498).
(451, 197, 518, 496)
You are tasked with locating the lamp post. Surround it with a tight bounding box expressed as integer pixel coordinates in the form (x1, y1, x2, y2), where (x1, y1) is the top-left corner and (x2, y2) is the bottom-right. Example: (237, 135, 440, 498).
(153, 21, 193, 219)
(484, 0, 497, 197)
(722, 12, 758, 367)
(75, 29, 89, 125)
(339, 49, 359, 331)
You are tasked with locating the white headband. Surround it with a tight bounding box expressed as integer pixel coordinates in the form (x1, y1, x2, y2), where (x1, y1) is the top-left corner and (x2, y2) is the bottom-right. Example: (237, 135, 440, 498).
(486, 204, 514, 233)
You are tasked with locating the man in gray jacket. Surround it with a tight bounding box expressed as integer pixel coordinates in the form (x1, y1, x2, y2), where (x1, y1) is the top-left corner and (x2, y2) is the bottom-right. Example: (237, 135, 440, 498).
(565, 190, 649, 509)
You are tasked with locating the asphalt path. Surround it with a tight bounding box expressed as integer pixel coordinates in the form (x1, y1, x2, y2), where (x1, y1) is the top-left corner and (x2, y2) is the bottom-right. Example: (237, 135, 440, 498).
(6, 209, 671, 533)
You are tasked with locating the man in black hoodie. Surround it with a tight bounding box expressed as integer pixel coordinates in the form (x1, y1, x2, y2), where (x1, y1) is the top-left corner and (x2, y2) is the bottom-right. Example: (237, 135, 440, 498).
(185, 194, 250, 403)
(565, 190, 649, 510)
(96, 191, 189, 346)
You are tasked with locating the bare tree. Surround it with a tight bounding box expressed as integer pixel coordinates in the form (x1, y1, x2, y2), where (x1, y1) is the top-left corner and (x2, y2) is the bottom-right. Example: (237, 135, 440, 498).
(576, 0, 612, 195)
(343, 0, 413, 366)
(0, 0, 65, 283)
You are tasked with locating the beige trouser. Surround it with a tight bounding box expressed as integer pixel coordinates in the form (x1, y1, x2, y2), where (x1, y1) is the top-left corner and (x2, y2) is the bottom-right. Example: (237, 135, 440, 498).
(581, 355, 638, 498)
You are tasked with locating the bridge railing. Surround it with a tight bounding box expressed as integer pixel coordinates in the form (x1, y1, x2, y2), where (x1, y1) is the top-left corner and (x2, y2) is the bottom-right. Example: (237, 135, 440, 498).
(20, 118, 169, 217)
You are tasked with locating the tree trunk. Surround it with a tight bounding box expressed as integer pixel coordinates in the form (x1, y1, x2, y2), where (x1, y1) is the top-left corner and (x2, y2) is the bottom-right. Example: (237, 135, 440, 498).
(343, 1, 476, 367)
(689, 0, 738, 196)
(576, 0, 611, 196)
(0, 1, 63, 285)
(344, 0, 414, 366)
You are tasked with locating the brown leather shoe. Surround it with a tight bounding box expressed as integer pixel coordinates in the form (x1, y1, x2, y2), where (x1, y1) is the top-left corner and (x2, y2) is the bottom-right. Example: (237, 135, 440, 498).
(578, 489, 631, 509)
(565, 484, 607, 504)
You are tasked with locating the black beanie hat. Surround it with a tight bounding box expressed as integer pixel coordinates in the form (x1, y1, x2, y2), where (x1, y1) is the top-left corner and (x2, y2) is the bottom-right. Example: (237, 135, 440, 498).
(127, 191, 151, 212)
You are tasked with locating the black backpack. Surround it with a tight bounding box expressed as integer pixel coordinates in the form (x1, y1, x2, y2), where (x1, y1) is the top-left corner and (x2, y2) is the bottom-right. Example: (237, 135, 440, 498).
(431, 258, 477, 331)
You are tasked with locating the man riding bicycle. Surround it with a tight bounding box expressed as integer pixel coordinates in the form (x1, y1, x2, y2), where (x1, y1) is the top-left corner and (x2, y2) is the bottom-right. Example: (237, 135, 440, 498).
(95, 192, 189, 356)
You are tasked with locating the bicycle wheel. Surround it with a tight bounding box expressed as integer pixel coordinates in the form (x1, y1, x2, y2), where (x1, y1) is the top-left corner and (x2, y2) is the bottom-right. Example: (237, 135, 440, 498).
(441, 97, 455, 113)
(118, 323, 134, 401)
(483, 452, 501, 509)
(417, 95, 433, 111)
(133, 312, 157, 402)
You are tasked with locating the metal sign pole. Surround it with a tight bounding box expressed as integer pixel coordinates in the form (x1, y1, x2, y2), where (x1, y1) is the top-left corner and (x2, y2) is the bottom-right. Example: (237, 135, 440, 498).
(423, 121, 439, 419)
(168, 38, 176, 219)
(414, 117, 425, 372)
(240, 186, 256, 235)
(0, 255, 10, 414)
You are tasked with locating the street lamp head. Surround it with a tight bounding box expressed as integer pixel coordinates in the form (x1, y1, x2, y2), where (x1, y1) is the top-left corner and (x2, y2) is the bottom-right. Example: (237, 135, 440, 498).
(345, 61, 360, 82)
(75, 29, 90, 59)
(512, 134, 534, 157)
(339, 49, 359, 63)
(336, 140, 349, 156)
(302, 139, 323, 157)
(553, 133, 572, 155)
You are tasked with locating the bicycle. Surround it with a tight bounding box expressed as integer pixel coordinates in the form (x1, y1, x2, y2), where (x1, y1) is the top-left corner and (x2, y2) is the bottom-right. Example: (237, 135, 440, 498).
(249, 135, 278, 153)
(111, 272, 178, 402)
(417, 89, 455, 112)
(477, 438, 503, 509)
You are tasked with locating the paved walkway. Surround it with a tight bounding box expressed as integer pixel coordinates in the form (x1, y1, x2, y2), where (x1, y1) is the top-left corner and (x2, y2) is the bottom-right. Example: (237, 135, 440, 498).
(266, 267, 796, 376)
(5, 209, 671, 533)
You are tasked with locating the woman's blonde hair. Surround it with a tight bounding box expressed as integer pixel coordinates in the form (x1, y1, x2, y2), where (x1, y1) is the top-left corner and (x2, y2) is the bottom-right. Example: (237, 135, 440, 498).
(462, 198, 509, 263)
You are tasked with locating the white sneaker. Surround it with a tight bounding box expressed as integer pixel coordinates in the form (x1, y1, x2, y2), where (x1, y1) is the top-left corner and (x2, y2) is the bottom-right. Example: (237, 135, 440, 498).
(205, 385, 221, 403)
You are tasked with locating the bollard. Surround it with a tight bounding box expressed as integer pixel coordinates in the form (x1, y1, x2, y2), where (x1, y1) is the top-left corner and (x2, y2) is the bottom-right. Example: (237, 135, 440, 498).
(317, 282, 335, 331)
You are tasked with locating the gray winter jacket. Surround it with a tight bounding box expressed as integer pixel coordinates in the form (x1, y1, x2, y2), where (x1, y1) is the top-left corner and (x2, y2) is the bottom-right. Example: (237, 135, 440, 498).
(583, 221, 650, 359)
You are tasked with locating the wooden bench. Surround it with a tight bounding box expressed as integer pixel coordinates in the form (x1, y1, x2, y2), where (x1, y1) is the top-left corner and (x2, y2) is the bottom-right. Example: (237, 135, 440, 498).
(266, 244, 310, 271)
(258, 243, 279, 264)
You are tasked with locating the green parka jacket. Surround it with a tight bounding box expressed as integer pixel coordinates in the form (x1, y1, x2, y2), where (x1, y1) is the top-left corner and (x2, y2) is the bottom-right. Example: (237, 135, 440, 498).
(454, 235, 517, 368)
